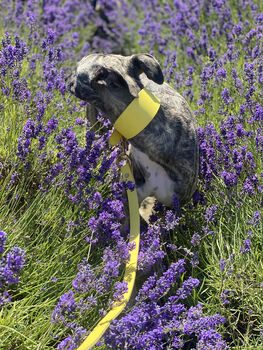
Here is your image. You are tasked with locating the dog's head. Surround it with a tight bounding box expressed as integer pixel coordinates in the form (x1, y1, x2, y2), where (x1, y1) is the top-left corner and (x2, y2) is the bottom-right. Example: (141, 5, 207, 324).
(67, 53, 164, 121)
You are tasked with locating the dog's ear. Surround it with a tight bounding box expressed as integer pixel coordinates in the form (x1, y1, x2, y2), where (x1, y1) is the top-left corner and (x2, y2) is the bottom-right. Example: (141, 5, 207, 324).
(129, 54, 164, 85)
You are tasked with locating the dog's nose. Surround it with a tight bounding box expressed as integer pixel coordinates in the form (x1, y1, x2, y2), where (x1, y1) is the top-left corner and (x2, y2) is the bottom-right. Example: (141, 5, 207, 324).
(67, 79, 75, 91)
(65, 69, 78, 93)
(66, 75, 77, 94)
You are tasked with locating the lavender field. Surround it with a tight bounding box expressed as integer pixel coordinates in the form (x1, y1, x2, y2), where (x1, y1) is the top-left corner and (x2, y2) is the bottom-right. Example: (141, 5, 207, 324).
(0, 0, 262, 349)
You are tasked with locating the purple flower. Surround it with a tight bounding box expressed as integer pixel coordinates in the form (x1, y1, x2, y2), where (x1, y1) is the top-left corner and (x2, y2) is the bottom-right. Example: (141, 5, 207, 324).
(220, 290, 230, 305)
(240, 239, 251, 254)
(216, 67, 227, 80)
(0, 291, 11, 307)
(243, 178, 255, 196)
(236, 124, 244, 137)
(0, 236, 25, 306)
(232, 22, 243, 36)
(222, 87, 233, 105)
(220, 171, 237, 188)
(190, 251, 199, 267)
(163, 210, 180, 230)
(45, 117, 58, 134)
(219, 259, 227, 272)
(176, 277, 200, 300)
(112, 281, 128, 302)
(6, 247, 25, 275)
(198, 329, 227, 349)
(75, 117, 85, 126)
(72, 259, 97, 293)
(105, 271, 225, 349)
(1, 2, 261, 348)
(247, 211, 261, 226)
(9, 171, 18, 184)
(204, 204, 218, 223)
(191, 232, 201, 247)
(137, 259, 186, 303)
(138, 225, 165, 271)
(51, 290, 78, 324)
(57, 325, 86, 350)
(0, 231, 7, 254)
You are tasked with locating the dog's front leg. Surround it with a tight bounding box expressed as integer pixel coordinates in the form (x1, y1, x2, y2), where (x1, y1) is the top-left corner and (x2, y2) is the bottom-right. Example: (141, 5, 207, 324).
(86, 104, 100, 132)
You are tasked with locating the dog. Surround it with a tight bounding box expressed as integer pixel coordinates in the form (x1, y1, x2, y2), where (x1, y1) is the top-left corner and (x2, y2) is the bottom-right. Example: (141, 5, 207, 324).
(67, 53, 199, 208)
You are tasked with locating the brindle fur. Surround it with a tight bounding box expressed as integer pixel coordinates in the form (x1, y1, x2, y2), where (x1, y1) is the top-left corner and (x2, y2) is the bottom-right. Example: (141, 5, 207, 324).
(68, 53, 199, 207)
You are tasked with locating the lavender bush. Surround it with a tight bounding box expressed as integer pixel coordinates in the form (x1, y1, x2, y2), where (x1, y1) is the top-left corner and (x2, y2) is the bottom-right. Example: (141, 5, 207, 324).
(0, 0, 262, 349)
(0, 231, 25, 306)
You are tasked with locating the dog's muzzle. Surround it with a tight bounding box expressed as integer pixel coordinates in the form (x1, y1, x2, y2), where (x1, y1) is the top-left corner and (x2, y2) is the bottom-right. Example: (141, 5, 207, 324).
(66, 71, 77, 94)
(67, 79, 76, 94)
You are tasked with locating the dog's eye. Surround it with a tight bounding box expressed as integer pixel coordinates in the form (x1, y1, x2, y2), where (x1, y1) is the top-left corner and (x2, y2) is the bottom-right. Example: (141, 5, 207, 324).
(96, 68, 108, 81)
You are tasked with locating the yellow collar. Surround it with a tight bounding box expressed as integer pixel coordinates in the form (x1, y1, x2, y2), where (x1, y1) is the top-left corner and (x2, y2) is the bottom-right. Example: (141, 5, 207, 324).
(109, 88, 160, 146)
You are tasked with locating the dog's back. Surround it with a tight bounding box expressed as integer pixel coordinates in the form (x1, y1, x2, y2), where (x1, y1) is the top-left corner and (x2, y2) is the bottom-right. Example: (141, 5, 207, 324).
(129, 74, 199, 205)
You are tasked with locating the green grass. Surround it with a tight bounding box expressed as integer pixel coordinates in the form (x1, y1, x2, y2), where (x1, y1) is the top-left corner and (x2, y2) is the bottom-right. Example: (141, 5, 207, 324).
(0, 169, 112, 348)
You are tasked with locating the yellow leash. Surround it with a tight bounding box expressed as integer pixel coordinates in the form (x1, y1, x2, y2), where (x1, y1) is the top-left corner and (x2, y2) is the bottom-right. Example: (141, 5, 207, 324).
(77, 88, 160, 350)
(77, 163, 139, 350)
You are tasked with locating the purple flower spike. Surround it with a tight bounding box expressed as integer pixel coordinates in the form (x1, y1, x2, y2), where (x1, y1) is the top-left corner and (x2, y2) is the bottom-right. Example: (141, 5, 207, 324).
(0, 233, 25, 306)
(0, 231, 7, 254)
(240, 239, 251, 254)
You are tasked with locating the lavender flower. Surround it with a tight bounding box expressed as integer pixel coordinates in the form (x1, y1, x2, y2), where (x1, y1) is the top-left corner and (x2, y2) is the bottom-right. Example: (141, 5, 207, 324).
(57, 325, 87, 350)
(219, 259, 227, 272)
(0, 291, 11, 306)
(176, 277, 200, 300)
(112, 281, 128, 302)
(247, 211, 261, 226)
(0, 231, 7, 254)
(204, 204, 218, 223)
(163, 210, 180, 230)
(51, 290, 78, 324)
(216, 67, 227, 80)
(240, 239, 251, 254)
(222, 87, 233, 105)
(104, 268, 226, 349)
(191, 232, 201, 247)
(0, 233, 25, 306)
(220, 290, 230, 305)
(72, 259, 97, 293)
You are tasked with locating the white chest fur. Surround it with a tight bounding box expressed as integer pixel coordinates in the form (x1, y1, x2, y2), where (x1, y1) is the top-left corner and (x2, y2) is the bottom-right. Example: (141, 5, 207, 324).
(131, 145, 175, 206)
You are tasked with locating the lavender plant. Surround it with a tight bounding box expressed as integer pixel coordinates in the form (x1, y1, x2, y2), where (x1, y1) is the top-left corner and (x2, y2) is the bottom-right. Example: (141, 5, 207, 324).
(0, 0, 262, 349)
(0, 231, 25, 306)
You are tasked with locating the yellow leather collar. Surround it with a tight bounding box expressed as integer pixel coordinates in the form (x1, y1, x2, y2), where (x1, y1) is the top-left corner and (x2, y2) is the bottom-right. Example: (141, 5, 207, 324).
(109, 88, 160, 146)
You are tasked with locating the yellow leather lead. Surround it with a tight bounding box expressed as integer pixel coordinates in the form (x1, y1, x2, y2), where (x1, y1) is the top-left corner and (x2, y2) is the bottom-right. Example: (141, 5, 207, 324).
(109, 87, 160, 145)
(77, 87, 160, 349)
(77, 163, 140, 350)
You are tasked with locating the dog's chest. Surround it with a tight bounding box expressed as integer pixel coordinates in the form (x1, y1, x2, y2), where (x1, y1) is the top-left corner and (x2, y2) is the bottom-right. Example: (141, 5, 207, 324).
(131, 145, 174, 205)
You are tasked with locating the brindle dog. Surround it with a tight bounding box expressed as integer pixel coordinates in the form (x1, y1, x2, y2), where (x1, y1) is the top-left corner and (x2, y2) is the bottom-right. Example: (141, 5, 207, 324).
(67, 53, 199, 209)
